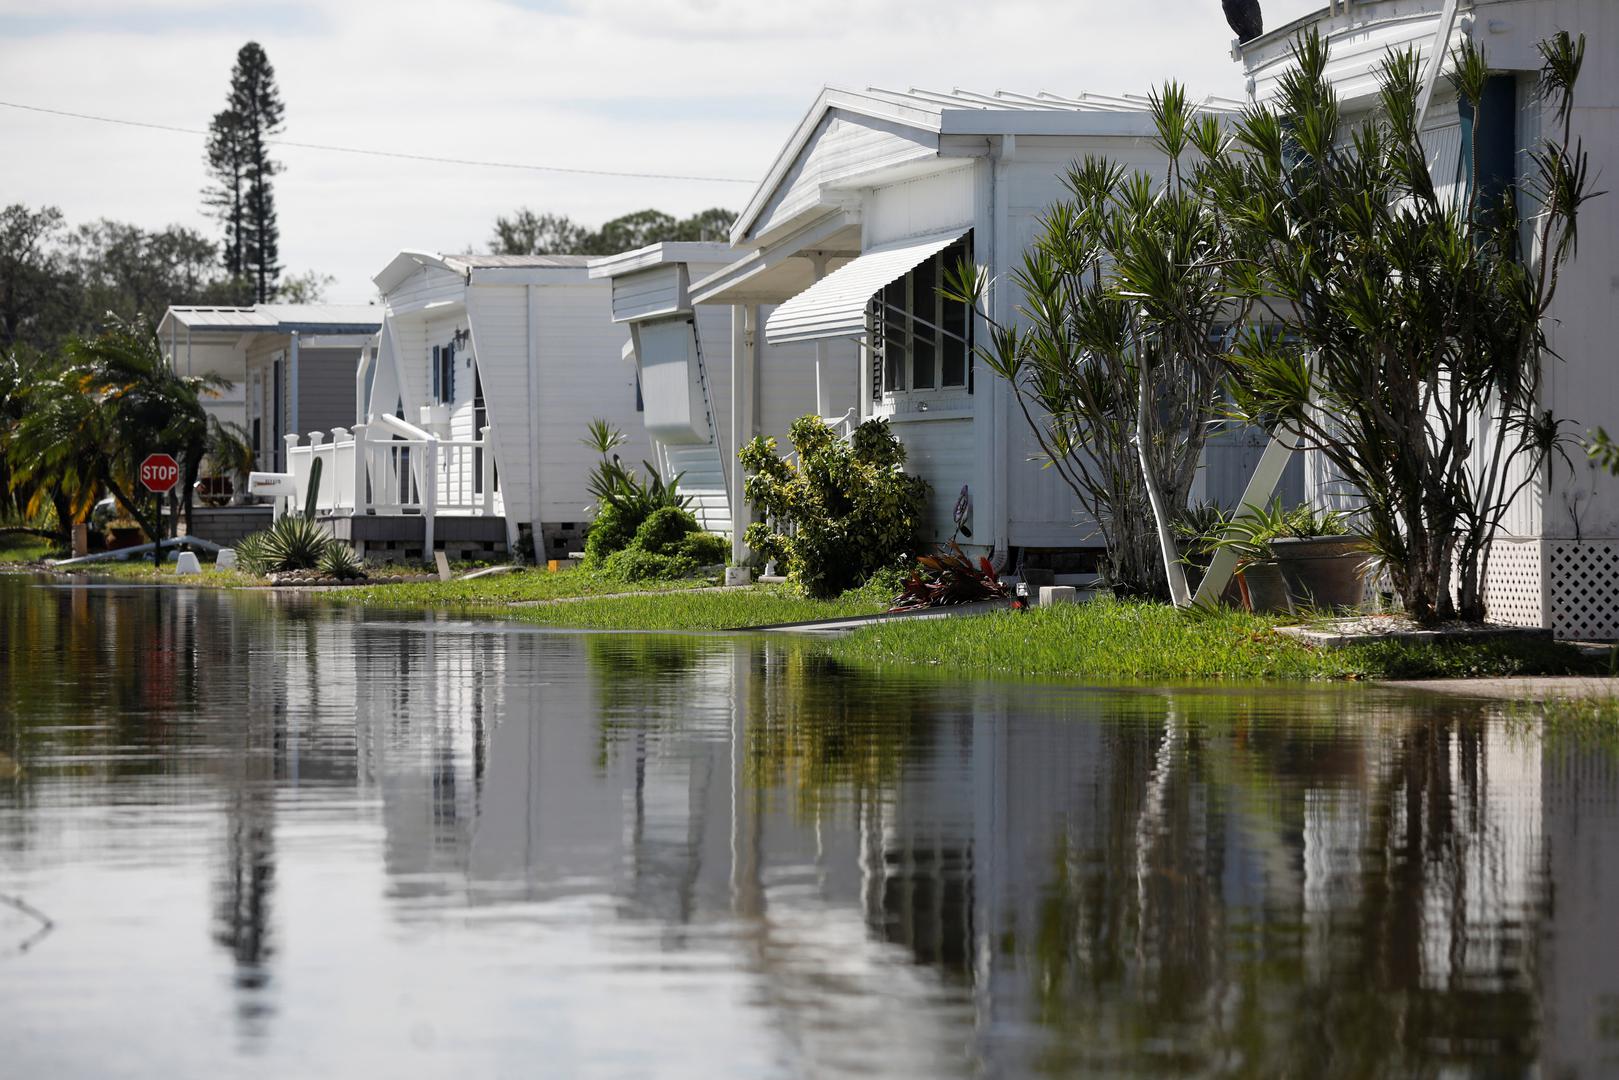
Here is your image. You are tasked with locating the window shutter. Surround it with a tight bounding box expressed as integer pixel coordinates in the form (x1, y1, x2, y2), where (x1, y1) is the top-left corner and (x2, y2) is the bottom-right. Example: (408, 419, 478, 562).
(432, 346, 441, 401)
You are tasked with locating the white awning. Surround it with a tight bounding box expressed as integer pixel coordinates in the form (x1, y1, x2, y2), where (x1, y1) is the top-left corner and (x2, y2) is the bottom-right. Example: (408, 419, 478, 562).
(763, 227, 969, 346)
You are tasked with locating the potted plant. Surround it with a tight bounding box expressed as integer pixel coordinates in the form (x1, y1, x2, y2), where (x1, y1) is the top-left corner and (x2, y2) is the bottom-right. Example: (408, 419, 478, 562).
(1204, 504, 1294, 614)
(1267, 505, 1367, 611)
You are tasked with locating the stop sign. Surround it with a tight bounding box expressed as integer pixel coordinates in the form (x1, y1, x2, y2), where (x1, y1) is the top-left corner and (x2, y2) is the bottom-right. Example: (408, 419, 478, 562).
(140, 453, 180, 494)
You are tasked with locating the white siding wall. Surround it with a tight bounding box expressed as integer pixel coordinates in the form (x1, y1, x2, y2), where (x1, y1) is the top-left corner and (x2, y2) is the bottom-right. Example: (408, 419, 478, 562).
(865, 167, 974, 246)
(749, 110, 938, 243)
(1000, 142, 1164, 548)
(533, 283, 651, 524)
(465, 285, 535, 526)
(892, 416, 977, 543)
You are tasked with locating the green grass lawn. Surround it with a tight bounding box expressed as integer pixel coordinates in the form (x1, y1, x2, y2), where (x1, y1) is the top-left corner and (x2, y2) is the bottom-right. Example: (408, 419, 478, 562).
(335, 567, 893, 631)
(0, 532, 60, 564)
(334, 566, 712, 607)
(820, 598, 1603, 683)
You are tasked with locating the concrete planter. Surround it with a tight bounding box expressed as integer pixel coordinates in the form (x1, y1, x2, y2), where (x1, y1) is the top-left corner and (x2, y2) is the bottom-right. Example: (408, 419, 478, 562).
(1271, 536, 1369, 611)
(1237, 561, 1293, 614)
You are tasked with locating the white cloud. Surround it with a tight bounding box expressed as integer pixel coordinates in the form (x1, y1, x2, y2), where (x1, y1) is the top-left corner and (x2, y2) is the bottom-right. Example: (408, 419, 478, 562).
(0, 0, 1328, 301)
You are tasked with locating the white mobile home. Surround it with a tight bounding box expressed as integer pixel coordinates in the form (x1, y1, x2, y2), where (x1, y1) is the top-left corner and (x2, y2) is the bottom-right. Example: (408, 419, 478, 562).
(156, 304, 382, 464)
(640, 87, 1273, 568)
(280, 252, 647, 562)
(588, 242, 861, 542)
(1238, 0, 1619, 637)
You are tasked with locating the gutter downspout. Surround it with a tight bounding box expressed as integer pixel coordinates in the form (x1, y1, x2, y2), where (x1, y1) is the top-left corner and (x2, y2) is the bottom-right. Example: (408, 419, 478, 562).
(988, 136, 1010, 572)
(525, 285, 544, 560)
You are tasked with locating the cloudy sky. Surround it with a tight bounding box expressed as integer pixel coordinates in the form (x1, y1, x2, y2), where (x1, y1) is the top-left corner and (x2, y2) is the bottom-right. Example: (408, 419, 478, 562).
(1, 0, 1326, 302)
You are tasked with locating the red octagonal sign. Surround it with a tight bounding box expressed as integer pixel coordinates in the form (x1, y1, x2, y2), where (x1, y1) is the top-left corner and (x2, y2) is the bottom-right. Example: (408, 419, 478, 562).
(140, 453, 180, 495)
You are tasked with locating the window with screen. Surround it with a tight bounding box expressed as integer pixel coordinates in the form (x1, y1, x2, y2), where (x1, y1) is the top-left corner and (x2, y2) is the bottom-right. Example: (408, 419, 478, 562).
(871, 233, 972, 399)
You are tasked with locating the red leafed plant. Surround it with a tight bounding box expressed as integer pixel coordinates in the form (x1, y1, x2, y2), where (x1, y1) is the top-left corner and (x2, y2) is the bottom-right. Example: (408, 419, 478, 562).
(889, 544, 1012, 612)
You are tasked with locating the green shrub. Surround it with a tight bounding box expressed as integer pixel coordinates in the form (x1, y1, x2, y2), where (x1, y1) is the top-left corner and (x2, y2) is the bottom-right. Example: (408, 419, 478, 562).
(260, 514, 332, 571)
(584, 503, 639, 565)
(582, 418, 690, 563)
(634, 506, 700, 556)
(317, 542, 366, 580)
(679, 530, 730, 566)
(740, 416, 929, 598)
(602, 547, 699, 582)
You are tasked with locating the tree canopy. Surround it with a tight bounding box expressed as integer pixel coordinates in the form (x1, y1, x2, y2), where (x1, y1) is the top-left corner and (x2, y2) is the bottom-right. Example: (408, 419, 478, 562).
(205, 42, 285, 302)
(489, 207, 735, 256)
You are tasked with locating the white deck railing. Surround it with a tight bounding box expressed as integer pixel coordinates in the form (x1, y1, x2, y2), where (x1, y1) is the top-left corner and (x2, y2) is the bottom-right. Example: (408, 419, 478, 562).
(283, 416, 498, 553)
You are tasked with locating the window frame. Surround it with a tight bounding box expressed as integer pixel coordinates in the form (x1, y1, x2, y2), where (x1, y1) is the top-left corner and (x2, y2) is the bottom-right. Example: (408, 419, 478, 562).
(870, 234, 974, 406)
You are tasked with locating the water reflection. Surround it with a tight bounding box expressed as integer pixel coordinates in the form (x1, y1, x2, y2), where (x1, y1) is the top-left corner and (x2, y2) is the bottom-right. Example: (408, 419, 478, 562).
(1, 575, 1616, 1077)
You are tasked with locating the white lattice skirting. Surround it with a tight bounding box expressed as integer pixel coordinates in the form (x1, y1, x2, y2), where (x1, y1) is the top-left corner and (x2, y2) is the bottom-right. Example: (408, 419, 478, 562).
(1483, 538, 1619, 640)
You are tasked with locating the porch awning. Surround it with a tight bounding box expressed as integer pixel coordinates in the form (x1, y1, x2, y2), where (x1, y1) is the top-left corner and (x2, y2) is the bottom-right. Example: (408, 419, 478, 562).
(763, 228, 969, 346)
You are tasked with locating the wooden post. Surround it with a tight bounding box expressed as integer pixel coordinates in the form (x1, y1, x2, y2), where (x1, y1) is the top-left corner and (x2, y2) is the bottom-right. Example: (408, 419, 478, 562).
(480, 425, 496, 516)
(423, 437, 438, 560)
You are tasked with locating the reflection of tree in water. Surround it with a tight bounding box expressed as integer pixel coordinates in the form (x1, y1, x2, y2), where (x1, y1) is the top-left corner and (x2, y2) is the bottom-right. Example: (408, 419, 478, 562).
(1012, 694, 1543, 1075)
(744, 650, 937, 812)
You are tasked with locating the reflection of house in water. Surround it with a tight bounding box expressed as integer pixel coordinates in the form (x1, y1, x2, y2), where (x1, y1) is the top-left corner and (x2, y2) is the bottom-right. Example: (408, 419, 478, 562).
(250, 612, 1617, 1075)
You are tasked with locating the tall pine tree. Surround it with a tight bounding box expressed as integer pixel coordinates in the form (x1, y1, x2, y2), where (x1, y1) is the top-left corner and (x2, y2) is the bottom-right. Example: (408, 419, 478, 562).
(204, 43, 283, 302)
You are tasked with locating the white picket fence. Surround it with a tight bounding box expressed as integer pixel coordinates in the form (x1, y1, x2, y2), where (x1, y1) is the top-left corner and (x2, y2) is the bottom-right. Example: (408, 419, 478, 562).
(283, 413, 498, 553)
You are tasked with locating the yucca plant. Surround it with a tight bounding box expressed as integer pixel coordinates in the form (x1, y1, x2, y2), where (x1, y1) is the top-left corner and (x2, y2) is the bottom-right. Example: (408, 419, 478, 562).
(316, 542, 365, 580)
(260, 514, 331, 571)
(234, 530, 274, 577)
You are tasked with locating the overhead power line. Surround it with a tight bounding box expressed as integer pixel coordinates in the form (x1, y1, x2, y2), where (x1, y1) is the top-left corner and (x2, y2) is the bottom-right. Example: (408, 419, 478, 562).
(0, 99, 757, 185)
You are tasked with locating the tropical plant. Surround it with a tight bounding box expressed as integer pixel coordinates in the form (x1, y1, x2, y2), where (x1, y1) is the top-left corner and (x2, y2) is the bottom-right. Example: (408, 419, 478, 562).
(11, 318, 221, 557)
(1201, 501, 1354, 566)
(258, 514, 331, 571)
(947, 84, 1244, 601)
(740, 415, 929, 598)
(1589, 429, 1619, 475)
(890, 544, 1011, 612)
(581, 418, 687, 563)
(316, 541, 365, 580)
(234, 530, 273, 576)
(1213, 30, 1596, 623)
(203, 416, 255, 503)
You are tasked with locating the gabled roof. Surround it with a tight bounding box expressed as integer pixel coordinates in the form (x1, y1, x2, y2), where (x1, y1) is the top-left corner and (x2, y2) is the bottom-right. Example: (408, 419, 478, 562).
(731, 85, 1240, 245)
(157, 303, 381, 337)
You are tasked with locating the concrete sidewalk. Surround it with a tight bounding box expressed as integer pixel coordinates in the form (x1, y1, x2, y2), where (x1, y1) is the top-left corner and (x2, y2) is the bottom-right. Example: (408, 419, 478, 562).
(1389, 677, 1619, 700)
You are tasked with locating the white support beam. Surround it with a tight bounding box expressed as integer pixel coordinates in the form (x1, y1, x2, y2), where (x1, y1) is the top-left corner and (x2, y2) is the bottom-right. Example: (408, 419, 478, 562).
(1192, 426, 1305, 607)
(1414, 0, 1463, 130)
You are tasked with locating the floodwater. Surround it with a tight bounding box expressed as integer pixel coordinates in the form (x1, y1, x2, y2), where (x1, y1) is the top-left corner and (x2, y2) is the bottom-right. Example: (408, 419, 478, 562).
(1, 576, 1617, 1078)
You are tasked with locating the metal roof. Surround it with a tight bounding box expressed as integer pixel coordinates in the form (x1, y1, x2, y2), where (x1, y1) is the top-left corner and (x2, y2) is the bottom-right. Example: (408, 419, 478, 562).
(857, 86, 1243, 116)
(159, 303, 381, 334)
(440, 254, 596, 271)
(731, 85, 1241, 245)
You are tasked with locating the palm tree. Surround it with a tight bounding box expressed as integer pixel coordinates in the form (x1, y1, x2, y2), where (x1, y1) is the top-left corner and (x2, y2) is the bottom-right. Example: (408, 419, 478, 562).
(14, 318, 222, 557)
